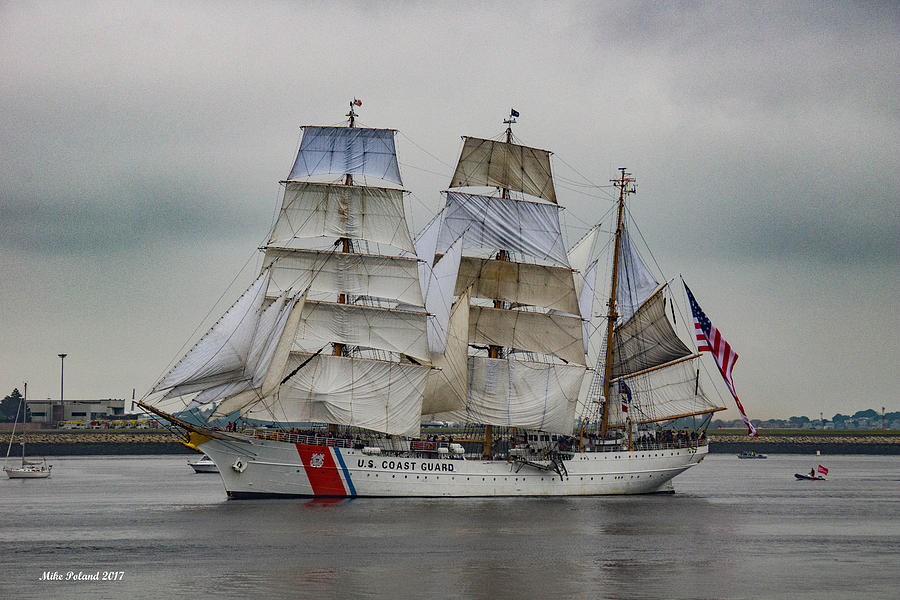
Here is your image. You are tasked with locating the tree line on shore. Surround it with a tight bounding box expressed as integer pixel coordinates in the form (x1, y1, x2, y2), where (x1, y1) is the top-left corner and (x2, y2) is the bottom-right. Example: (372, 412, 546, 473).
(714, 409, 899, 431)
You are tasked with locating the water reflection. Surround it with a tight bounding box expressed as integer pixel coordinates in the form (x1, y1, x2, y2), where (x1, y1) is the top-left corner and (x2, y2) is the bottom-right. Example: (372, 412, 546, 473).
(0, 455, 897, 600)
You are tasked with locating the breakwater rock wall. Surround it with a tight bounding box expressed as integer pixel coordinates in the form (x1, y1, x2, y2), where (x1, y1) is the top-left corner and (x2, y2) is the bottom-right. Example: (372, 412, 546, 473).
(707, 433, 900, 455)
(0, 431, 194, 456)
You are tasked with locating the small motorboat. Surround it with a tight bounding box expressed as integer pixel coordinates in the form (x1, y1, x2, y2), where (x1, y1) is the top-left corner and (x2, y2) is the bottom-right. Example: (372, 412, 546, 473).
(796, 465, 828, 480)
(188, 454, 219, 473)
(737, 451, 767, 459)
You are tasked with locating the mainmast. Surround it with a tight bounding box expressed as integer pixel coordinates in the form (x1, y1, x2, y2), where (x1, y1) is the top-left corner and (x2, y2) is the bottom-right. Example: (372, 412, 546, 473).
(599, 168, 636, 437)
(482, 109, 517, 458)
(438, 109, 579, 440)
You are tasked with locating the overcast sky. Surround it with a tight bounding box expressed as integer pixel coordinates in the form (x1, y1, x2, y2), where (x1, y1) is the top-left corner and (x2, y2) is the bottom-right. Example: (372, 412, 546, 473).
(1, 1, 897, 421)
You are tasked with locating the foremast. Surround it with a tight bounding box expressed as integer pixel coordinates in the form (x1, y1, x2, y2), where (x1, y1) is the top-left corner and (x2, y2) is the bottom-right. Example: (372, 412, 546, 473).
(333, 98, 359, 359)
(599, 169, 635, 439)
(254, 98, 431, 435)
(149, 100, 433, 437)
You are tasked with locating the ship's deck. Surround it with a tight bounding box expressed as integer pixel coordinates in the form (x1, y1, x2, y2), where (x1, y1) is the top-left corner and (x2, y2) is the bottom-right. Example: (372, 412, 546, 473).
(241, 429, 707, 458)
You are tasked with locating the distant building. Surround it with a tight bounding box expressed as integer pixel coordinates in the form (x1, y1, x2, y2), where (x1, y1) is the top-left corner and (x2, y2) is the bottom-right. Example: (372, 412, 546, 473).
(28, 399, 127, 426)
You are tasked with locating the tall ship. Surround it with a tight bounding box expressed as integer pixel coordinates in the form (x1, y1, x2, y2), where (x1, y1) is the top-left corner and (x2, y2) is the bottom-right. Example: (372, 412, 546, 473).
(141, 103, 732, 497)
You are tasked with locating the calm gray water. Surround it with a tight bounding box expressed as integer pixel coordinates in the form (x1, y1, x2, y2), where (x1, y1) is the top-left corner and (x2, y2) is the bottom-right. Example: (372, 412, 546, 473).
(0, 454, 897, 599)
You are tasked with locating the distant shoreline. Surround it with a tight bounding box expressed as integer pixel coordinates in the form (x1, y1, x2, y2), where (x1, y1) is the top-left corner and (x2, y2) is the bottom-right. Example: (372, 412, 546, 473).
(2, 430, 898, 456)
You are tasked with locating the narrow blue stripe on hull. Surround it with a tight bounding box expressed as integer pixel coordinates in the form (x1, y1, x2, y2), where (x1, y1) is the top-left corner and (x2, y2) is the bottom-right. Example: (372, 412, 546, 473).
(333, 448, 356, 496)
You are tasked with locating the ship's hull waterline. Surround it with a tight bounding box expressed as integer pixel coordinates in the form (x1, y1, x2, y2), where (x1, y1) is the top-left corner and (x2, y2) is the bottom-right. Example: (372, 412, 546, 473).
(198, 436, 706, 498)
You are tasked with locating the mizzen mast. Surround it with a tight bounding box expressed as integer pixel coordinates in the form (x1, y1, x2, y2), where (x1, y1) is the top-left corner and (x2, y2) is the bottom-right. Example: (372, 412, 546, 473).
(599, 168, 636, 437)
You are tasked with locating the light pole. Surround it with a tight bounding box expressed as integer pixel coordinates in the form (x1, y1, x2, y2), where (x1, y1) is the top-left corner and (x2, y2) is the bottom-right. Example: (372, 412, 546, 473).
(58, 353, 67, 427)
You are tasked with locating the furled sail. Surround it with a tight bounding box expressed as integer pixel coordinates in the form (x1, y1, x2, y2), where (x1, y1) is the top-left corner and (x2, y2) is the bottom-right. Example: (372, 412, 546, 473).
(468, 306, 586, 366)
(449, 136, 556, 204)
(436, 192, 569, 267)
(429, 357, 583, 435)
(268, 182, 415, 253)
(288, 126, 402, 185)
(611, 287, 692, 379)
(243, 353, 431, 436)
(454, 256, 579, 314)
(264, 247, 424, 307)
(422, 288, 470, 414)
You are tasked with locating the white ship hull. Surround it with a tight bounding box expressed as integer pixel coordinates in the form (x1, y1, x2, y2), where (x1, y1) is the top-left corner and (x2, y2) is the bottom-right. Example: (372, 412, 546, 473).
(197, 434, 706, 498)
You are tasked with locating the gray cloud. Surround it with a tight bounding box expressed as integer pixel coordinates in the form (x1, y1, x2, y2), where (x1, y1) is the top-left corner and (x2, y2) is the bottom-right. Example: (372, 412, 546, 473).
(0, 1, 896, 420)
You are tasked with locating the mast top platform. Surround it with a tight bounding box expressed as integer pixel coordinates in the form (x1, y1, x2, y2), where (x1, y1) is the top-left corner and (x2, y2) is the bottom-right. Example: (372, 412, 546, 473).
(612, 168, 637, 195)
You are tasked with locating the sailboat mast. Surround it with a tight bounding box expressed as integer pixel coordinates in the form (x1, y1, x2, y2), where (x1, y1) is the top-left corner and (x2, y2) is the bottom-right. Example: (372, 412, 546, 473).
(333, 100, 358, 358)
(21, 382, 27, 463)
(599, 168, 635, 437)
(482, 112, 517, 458)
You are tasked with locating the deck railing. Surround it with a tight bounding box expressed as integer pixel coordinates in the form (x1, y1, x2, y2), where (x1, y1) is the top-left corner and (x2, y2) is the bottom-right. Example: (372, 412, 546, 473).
(244, 429, 707, 454)
(247, 430, 356, 448)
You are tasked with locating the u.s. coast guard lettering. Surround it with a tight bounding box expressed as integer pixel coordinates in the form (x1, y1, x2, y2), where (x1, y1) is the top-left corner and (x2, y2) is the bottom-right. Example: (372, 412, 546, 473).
(357, 459, 455, 472)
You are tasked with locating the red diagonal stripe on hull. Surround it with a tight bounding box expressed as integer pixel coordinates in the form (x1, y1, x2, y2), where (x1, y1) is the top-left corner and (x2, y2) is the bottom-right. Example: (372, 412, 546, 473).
(296, 444, 346, 496)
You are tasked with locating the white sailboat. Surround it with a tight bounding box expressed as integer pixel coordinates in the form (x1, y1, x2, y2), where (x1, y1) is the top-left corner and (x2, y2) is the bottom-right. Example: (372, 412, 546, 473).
(4, 384, 52, 479)
(140, 104, 728, 497)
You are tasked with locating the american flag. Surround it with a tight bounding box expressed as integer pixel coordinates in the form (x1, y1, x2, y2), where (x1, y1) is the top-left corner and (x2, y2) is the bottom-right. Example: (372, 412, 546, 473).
(684, 282, 757, 437)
